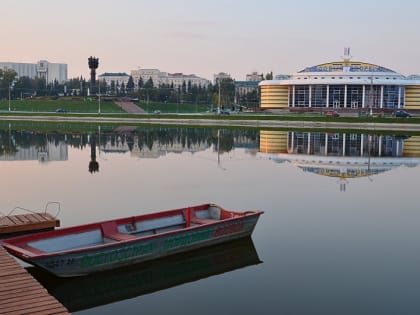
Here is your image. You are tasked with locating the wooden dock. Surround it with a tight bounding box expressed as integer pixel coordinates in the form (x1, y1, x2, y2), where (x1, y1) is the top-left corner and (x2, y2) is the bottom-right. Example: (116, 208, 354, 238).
(0, 246, 69, 315)
(0, 212, 60, 236)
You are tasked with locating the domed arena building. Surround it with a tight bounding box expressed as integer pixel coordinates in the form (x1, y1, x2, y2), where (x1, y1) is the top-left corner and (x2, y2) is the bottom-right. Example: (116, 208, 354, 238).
(259, 49, 420, 112)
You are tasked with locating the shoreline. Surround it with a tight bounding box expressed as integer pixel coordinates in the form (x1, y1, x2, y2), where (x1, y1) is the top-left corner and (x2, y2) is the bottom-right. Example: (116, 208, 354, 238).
(1, 114, 420, 132)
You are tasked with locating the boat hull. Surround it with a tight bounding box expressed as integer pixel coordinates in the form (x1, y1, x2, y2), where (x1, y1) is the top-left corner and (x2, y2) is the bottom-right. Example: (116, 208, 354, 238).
(13, 211, 261, 277)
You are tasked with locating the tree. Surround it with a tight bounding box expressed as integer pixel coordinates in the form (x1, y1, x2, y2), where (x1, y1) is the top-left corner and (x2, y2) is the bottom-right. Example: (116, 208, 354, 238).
(144, 77, 154, 89)
(120, 82, 126, 96)
(182, 81, 187, 94)
(138, 77, 144, 89)
(110, 80, 116, 95)
(14, 76, 33, 98)
(126, 76, 135, 94)
(116, 82, 121, 96)
(265, 72, 273, 80)
(0, 69, 17, 98)
(218, 78, 235, 109)
(32, 77, 47, 96)
(98, 79, 106, 95)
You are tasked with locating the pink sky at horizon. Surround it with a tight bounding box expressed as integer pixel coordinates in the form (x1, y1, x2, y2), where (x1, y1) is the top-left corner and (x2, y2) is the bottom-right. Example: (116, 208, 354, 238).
(1, 0, 420, 81)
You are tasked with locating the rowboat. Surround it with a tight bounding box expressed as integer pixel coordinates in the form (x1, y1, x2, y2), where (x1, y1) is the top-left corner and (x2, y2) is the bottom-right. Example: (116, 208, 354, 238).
(28, 237, 261, 312)
(2, 203, 263, 277)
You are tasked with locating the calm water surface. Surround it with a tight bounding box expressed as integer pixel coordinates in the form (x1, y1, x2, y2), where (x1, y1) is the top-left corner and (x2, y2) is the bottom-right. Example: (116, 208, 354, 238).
(1, 126, 420, 314)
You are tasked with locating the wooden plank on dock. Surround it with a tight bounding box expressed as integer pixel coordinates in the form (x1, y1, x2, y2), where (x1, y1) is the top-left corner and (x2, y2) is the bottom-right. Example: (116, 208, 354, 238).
(0, 246, 70, 315)
(0, 212, 60, 235)
(0, 216, 14, 226)
(14, 214, 31, 224)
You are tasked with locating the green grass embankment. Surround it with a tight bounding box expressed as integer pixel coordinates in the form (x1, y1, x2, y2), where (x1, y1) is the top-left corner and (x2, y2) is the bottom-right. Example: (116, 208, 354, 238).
(0, 97, 124, 113)
(1, 98, 420, 133)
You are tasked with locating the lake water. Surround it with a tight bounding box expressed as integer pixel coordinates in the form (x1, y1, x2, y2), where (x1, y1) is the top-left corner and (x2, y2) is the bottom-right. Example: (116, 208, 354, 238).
(1, 125, 420, 315)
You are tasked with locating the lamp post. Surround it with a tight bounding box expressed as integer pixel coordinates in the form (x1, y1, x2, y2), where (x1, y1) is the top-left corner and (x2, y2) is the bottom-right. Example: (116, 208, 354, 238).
(369, 74, 373, 117)
(8, 83, 11, 112)
(218, 82, 221, 114)
(98, 79, 101, 114)
(8, 80, 15, 112)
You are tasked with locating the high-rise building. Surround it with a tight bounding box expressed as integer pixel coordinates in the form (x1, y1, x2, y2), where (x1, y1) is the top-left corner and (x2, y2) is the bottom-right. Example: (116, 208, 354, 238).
(0, 60, 68, 83)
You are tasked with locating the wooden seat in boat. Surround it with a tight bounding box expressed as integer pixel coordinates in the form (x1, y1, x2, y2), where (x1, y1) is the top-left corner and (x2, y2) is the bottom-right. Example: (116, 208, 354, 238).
(101, 222, 137, 241)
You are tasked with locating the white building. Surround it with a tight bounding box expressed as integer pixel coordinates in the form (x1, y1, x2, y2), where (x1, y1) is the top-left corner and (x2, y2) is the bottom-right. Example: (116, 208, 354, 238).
(131, 68, 210, 90)
(98, 73, 130, 87)
(0, 60, 67, 83)
(235, 81, 260, 97)
(166, 73, 210, 89)
(246, 72, 263, 82)
(214, 72, 232, 85)
(131, 69, 162, 87)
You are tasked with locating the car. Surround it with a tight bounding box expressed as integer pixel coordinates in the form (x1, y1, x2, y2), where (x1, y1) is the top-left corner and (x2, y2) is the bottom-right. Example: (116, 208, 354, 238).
(153, 110, 161, 114)
(55, 108, 67, 113)
(325, 110, 340, 117)
(393, 110, 412, 118)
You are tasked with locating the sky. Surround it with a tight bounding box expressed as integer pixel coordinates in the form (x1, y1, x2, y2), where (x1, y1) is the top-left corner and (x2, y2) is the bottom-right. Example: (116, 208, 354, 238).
(1, 0, 420, 81)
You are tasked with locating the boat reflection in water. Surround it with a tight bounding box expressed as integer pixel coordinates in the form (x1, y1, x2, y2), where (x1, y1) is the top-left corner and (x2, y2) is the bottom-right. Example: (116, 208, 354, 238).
(28, 237, 262, 313)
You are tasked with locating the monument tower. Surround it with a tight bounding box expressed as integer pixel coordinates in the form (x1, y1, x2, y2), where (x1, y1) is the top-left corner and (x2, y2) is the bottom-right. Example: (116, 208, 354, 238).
(88, 56, 99, 95)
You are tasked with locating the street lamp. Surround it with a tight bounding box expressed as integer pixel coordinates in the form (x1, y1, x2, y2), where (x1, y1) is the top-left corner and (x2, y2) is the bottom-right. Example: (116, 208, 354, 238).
(98, 79, 101, 114)
(8, 83, 11, 111)
(8, 80, 15, 112)
(218, 82, 221, 113)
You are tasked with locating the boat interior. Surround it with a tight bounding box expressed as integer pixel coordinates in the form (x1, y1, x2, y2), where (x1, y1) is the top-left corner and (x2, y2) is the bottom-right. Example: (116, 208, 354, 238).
(24, 205, 243, 254)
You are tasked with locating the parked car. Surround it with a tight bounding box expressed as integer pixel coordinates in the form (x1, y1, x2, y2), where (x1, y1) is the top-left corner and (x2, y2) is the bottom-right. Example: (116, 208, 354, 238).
(393, 110, 412, 118)
(326, 110, 340, 117)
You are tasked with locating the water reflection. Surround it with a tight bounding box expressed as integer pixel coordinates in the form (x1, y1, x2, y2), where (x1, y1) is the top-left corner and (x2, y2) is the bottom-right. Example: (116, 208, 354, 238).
(2, 125, 420, 314)
(28, 237, 261, 313)
(260, 130, 420, 191)
(88, 135, 99, 174)
(0, 129, 68, 162)
(1, 126, 419, 185)
(0, 126, 259, 164)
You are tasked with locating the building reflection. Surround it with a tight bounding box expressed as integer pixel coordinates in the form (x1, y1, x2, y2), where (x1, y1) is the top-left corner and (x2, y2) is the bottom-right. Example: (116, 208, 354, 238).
(0, 127, 260, 166)
(0, 130, 68, 163)
(5, 125, 420, 188)
(260, 130, 420, 191)
(98, 129, 258, 158)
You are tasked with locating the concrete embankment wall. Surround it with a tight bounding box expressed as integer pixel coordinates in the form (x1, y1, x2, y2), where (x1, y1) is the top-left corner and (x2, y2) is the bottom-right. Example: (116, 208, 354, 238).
(1, 115, 420, 132)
